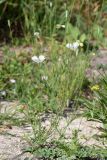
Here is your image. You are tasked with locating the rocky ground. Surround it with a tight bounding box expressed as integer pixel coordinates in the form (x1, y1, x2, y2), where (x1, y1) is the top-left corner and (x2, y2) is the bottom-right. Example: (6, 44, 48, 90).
(0, 101, 106, 160)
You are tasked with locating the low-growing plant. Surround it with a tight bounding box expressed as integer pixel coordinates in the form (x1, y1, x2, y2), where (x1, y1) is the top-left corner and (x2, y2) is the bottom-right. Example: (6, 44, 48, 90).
(0, 39, 89, 159)
(80, 74, 107, 151)
(24, 130, 107, 159)
(0, 40, 88, 112)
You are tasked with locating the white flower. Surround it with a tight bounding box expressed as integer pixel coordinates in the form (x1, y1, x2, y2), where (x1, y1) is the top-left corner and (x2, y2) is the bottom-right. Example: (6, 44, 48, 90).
(56, 24, 65, 29)
(66, 43, 74, 50)
(34, 32, 40, 37)
(49, 2, 52, 7)
(41, 76, 48, 81)
(66, 41, 80, 51)
(10, 79, 16, 83)
(31, 56, 38, 62)
(0, 91, 6, 96)
(39, 55, 45, 62)
(31, 55, 45, 63)
(73, 42, 79, 49)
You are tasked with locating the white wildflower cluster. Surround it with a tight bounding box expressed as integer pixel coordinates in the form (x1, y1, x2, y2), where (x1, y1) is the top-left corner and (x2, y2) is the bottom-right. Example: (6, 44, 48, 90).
(31, 55, 45, 63)
(66, 40, 83, 51)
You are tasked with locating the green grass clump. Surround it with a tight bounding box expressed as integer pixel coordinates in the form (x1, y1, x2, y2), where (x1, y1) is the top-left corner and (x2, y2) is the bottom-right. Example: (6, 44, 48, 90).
(0, 39, 90, 159)
(0, 0, 106, 44)
(0, 40, 87, 113)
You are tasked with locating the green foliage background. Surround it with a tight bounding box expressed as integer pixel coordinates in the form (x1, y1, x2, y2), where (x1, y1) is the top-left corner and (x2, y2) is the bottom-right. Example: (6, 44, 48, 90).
(0, 0, 106, 41)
